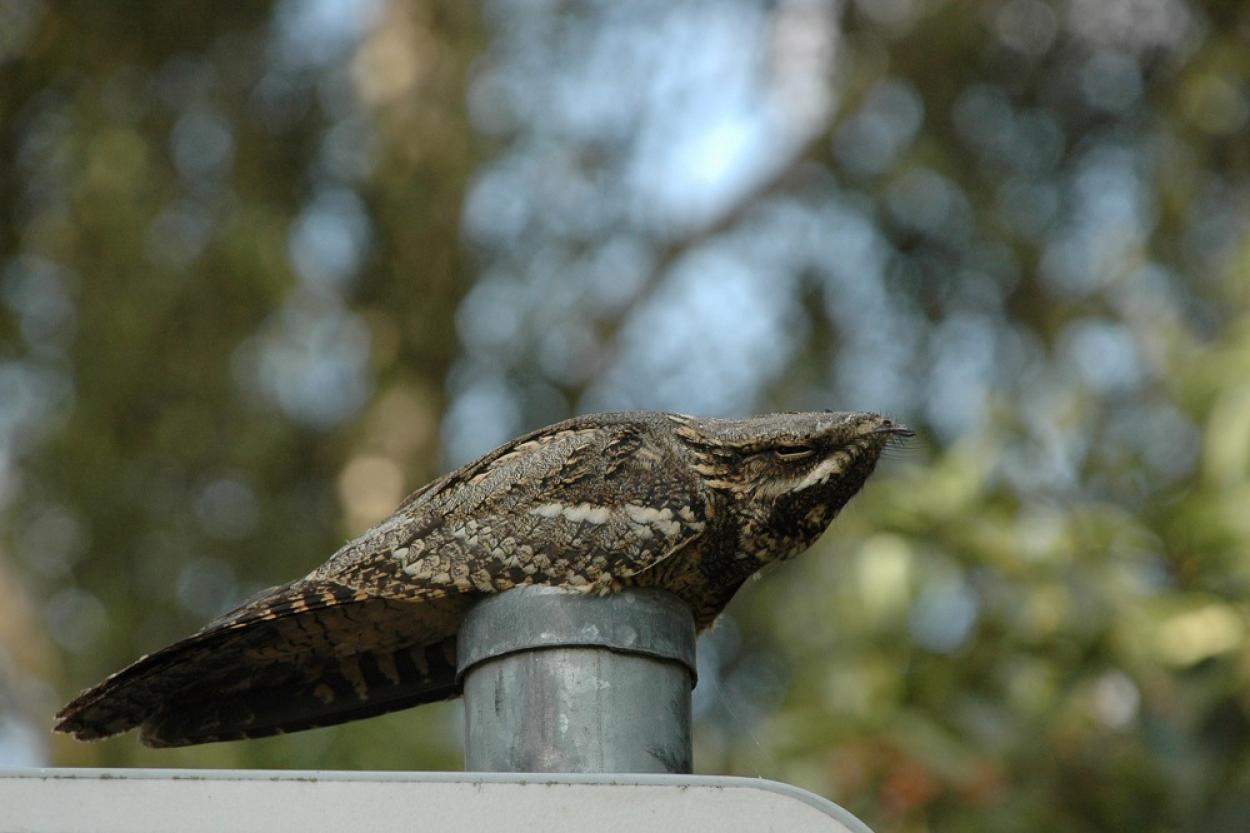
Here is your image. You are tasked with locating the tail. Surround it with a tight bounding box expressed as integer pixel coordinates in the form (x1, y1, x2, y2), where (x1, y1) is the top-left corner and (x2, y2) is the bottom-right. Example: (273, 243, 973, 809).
(55, 580, 470, 747)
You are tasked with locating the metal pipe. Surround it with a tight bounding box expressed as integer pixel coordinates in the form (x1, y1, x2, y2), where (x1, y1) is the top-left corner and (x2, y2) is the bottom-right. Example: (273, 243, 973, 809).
(456, 585, 696, 774)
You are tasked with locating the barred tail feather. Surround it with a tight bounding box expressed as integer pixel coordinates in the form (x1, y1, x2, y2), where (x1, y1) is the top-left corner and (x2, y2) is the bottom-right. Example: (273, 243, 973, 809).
(55, 581, 469, 746)
(140, 638, 459, 747)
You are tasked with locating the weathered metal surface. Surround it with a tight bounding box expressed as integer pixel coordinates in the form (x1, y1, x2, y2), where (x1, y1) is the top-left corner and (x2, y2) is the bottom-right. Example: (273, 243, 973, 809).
(457, 585, 696, 773)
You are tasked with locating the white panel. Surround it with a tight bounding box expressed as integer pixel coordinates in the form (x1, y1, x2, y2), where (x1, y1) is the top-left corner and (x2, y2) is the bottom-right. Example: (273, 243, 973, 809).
(0, 769, 872, 833)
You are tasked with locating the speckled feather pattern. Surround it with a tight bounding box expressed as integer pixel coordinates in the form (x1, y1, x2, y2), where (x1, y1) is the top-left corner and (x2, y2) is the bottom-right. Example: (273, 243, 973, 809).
(55, 410, 907, 747)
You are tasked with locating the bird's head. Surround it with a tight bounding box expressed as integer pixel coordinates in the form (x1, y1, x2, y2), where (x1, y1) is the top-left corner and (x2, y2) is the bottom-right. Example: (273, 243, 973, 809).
(670, 411, 911, 560)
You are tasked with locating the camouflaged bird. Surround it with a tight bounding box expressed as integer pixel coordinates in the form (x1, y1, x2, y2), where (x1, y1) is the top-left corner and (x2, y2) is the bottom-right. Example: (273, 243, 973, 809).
(55, 410, 909, 747)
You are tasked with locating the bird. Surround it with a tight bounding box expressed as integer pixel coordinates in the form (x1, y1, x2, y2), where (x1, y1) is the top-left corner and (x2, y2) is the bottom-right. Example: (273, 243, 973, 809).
(55, 409, 910, 747)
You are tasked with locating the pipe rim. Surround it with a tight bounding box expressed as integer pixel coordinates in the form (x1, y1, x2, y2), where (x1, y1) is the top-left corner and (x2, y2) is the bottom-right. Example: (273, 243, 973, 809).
(455, 585, 697, 683)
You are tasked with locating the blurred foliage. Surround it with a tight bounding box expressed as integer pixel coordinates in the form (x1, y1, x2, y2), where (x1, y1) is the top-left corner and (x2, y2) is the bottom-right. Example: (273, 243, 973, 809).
(2, 1, 1250, 831)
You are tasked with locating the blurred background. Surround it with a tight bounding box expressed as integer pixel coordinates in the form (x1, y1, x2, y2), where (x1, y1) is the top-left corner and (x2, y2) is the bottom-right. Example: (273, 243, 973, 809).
(2, 0, 1249, 829)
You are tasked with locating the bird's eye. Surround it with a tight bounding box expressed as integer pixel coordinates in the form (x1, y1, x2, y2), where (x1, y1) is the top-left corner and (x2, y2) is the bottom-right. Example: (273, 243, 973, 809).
(774, 445, 816, 461)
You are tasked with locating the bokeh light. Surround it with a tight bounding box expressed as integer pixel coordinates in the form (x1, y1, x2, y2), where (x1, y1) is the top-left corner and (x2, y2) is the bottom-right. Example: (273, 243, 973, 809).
(2, 1, 1250, 830)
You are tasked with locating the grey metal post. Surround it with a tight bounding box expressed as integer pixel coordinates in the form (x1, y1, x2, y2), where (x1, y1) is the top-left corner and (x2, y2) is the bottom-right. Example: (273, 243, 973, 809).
(456, 585, 696, 774)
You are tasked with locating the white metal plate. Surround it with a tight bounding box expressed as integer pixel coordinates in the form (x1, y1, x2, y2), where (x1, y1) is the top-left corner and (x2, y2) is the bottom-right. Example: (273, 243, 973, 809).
(1, 769, 873, 833)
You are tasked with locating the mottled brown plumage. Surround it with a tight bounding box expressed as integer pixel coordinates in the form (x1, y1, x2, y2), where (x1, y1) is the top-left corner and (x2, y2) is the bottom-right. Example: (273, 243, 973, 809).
(55, 410, 908, 747)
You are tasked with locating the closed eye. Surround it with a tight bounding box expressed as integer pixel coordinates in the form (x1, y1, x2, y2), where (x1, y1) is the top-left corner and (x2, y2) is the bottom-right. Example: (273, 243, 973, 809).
(774, 445, 816, 461)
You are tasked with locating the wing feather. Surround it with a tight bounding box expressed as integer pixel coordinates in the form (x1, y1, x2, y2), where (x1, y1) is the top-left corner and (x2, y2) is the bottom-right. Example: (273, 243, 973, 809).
(315, 419, 711, 599)
(54, 581, 469, 744)
(56, 413, 716, 745)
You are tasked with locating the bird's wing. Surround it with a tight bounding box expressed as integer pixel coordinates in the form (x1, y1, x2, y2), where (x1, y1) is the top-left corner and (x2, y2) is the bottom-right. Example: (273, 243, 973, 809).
(309, 417, 713, 600)
(56, 417, 713, 747)
(54, 582, 471, 746)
